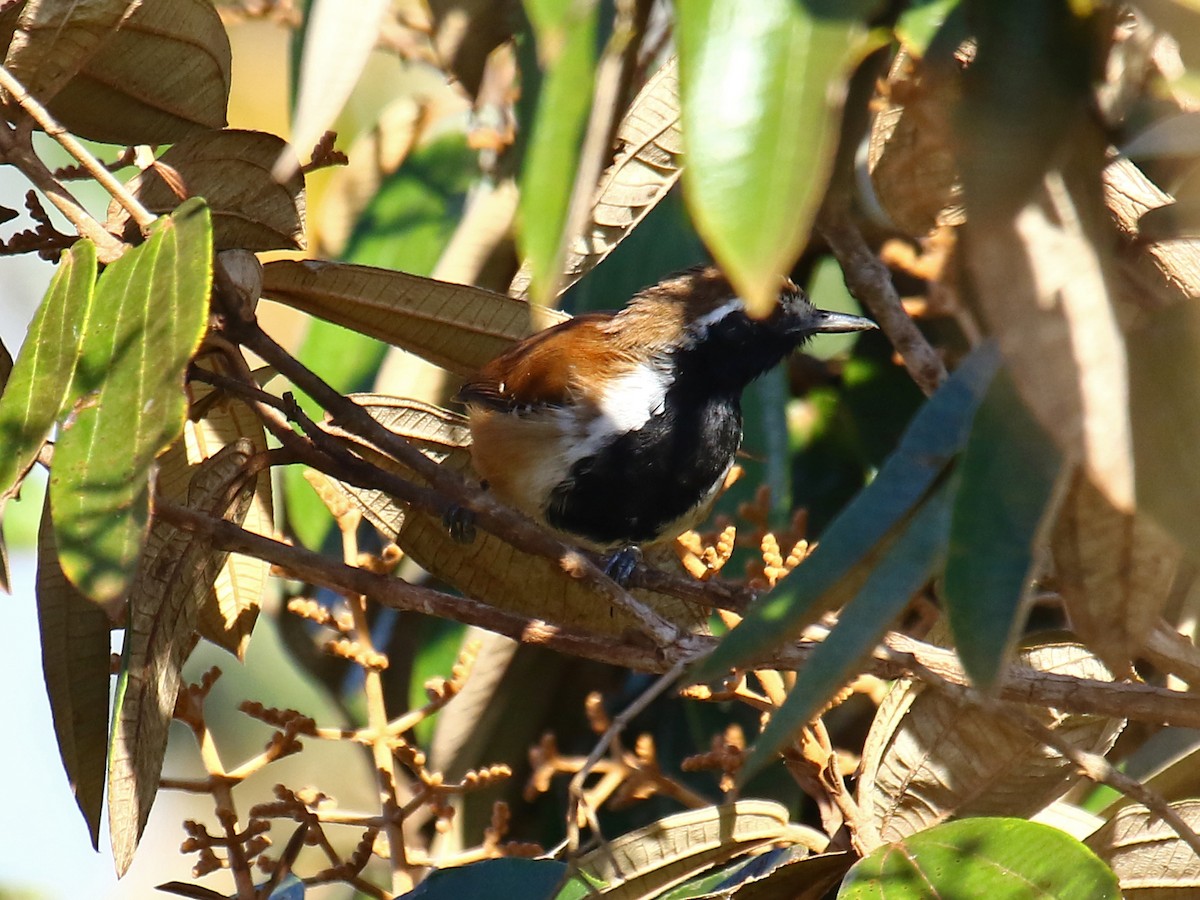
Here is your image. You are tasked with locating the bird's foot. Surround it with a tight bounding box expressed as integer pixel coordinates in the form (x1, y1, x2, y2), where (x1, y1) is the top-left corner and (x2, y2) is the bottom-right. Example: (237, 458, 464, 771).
(443, 505, 477, 544)
(603, 545, 642, 585)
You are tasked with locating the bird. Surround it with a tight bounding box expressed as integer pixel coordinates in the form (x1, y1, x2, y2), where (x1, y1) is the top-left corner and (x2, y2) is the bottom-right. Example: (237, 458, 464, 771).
(457, 265, 877, 567)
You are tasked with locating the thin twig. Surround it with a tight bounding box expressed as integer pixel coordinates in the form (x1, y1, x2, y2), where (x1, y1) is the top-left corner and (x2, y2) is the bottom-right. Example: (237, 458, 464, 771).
(566, 655, 696, 853)
(0, 64, 157, 231)
(0, 122, 125, 259)
(819, 196, 948, 396)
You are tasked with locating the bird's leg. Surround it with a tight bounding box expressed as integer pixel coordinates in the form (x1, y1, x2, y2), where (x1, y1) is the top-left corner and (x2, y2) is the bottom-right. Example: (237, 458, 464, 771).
(602, 545, 642, 585)
(442, 505, 477, 544)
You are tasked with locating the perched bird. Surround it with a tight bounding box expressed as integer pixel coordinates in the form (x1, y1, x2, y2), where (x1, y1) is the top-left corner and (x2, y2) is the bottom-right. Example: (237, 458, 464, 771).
(458, 266, 877, 559)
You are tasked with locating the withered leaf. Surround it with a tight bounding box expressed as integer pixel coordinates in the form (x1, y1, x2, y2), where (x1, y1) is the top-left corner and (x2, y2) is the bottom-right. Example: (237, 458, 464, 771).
(110, 130, 305, 252)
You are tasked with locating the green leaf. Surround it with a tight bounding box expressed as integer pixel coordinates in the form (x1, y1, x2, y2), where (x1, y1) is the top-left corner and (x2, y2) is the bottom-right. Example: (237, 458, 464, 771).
(742, 478, 954, 780)
(516, 0, 599, 303)
(405, 858, 566, 899)
(35, 493, 110, 849)
(838, 818, 1119, 899)
(50, 199, 212, 602)
(943, 369, 1063, 687)
(0, 239, 97, 502)
(695, 343, 999, 681)
(675, 0, 878, 315)
(1130, 301, 1200, 561)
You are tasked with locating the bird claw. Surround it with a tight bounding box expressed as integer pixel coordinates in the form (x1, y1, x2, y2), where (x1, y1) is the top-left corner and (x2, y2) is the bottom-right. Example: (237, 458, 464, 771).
(603, 546, 642, 585)
(443, 505, 477, 544)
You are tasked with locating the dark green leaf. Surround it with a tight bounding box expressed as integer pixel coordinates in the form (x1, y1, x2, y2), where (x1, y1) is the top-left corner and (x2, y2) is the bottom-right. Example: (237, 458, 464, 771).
(957, 0, 1100, 222)
(675, 0, 878, 314)
(0, 239, 97, 502)
(51, 199, 212, 602)
(838, 818, 1119, 899)
(36, 493, 110, 849)
(517, 0, 599, 302)
(742, 478, 954, 780)
(695, 343, 999, 681)
(943, 369, 1062, 687)
(405, 858, 566, 899)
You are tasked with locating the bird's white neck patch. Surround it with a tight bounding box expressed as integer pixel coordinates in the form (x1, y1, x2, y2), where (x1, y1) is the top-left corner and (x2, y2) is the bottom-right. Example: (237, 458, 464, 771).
(563, 361, 671, 466)
(687, 298, 744, 341)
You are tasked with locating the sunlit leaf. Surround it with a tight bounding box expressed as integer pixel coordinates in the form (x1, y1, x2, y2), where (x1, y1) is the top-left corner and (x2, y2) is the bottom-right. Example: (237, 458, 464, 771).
(0, 239, 96, 502)
(51, 199, 212, 602)
(285, 0, 389, 178)
(676, 0, 878, 315)
(1086, 799, 1200, 895)
(839, 818, 1119, 899)
(943, 369, 1063, 687)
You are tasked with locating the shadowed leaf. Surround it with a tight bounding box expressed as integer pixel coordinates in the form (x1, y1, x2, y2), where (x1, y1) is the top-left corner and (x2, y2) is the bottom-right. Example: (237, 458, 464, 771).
(943, 369, 1063, 687)
(741, 478, 954, 780)
(4, 0, 139, 103)
(696, 344, 999, 682)
(108, 440, 257, 875)
(39, 0, 231, 144)
(36, 494, 110, 850)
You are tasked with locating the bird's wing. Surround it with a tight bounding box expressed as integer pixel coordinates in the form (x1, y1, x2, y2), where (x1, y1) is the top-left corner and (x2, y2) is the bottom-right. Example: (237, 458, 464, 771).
(456, 313, 623, 413)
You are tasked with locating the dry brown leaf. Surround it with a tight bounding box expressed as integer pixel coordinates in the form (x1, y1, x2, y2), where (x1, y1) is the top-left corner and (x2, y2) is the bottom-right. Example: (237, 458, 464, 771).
(4, 0, 139, 104)
(108, 440, 256, 874)
(1052, 467, 1182, 673)
(35, 493, 110, 851)
(867, 49, 965, 237)
(330, 395, 706, 635)
(508, 56, 683, 300)
(261, 259, 568, 376)
(33, 0, 230, 144)
(857, 642, 1124, 842)
(1087, 799, 1200, 896)
(109, 129, 305, 252)
(162, 365, 273, 657)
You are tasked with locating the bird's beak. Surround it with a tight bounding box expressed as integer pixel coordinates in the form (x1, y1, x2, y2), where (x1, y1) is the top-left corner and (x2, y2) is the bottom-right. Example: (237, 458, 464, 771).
(808, 308, 878, 334)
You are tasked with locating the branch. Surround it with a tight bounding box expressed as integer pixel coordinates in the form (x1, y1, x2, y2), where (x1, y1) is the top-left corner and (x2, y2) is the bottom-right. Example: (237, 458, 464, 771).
(159, 500, 1200, 732)
(0, 64, 156, 232)
(818, 195, 948, 397)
